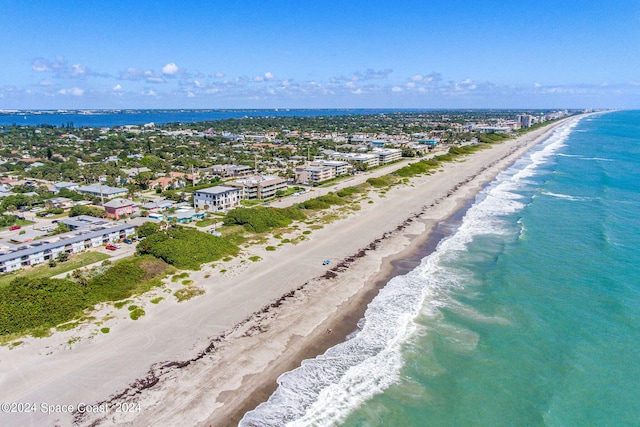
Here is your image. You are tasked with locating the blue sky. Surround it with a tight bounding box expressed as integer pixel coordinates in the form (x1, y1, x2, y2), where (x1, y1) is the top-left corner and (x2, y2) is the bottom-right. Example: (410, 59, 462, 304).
(1, 0, 639, 109)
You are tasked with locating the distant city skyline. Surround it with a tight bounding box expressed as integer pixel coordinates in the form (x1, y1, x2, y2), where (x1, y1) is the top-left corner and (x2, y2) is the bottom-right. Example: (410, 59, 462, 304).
(2, 0, 639, 109)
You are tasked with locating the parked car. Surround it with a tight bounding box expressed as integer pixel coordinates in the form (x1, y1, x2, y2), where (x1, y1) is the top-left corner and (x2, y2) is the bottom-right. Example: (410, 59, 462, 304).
(9, 225, 21, 231)
(105, 244, 118, 251)
(123, 238, 133, 244)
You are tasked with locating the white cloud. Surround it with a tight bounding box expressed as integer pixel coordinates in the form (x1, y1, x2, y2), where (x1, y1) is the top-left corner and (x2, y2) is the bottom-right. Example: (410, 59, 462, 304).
(162, 62, 180, 75)
(120, 67, 166, 83)
(58, 87, 84, 96)
(32, 59, 52, 72)
(264, 72, 275, 81)
(70, 64, 89, 77)
(214, 72, 225, 78)
(392, 86, 403, 92)
(113, 84, 122, 91)
(410, 74, 424, 82)
(31, 57, 105, 79)
(32, 56, 65, 73)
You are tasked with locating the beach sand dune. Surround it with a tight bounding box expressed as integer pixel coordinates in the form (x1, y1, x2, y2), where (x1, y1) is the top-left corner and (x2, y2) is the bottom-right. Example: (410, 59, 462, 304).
(0, 121, 567, 427)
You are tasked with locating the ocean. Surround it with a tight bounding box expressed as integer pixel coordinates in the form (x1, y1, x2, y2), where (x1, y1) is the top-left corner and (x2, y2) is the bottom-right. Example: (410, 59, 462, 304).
(0, 109, 412, 128)
(240, 110, 640, 427)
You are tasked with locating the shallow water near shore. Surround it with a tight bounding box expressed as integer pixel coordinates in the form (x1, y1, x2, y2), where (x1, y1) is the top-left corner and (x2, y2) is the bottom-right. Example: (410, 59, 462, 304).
(241, 111, 640, 426)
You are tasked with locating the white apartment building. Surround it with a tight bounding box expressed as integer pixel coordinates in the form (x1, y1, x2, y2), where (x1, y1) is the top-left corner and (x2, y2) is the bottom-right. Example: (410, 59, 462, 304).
(193, 186, 241, 211)
(330, 152, 380, 169)
(372, 148, 402, 164)
(0, 222, 135, 274)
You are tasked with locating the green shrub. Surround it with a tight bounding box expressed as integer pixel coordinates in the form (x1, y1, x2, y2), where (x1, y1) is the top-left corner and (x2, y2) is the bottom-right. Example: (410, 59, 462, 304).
(69, 205, 107, 218)
(224, 206, 306, 233)
(366, 177, 392, 188)
(137, 227, 239, 270)
(171, 272, 189, 282)
(137, 222, 161, 237)
(336, 187, 360, 197)
(129, 307, 145, 320)
(174, 287, 205, 302)
(0, 278, 89, 335)
(0, 256, 171, 337)
(114, 300, 133, 309)
(395, 159, 441, 177)
(299, 199, 330, 210)
(316, 193, 346, 205)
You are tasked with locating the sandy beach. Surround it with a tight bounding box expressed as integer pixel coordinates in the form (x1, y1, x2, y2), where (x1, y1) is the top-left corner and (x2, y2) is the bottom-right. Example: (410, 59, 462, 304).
(0, 120, 569, 427)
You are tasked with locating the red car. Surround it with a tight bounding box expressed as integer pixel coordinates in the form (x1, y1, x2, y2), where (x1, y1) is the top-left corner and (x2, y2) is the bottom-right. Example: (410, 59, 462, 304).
(9, 225, 21, 231)
(105, 244, 118, 251)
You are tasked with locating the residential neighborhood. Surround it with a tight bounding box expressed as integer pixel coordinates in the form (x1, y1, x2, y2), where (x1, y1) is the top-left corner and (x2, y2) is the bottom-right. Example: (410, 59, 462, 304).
(0, 110, 573, 273)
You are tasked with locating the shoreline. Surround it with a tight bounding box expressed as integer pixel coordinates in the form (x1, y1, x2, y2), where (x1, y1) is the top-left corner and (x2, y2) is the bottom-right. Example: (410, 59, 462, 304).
(223, 197, 476, 425)
(205, 123, 568, 426)
(0, 119, 572, 427)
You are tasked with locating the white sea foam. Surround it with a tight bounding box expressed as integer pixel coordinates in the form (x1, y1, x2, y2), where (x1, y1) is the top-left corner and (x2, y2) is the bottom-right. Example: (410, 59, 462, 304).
(579, 156, 614, 162)
(540, 191, 592, 202)
(239, 117, 584, 427)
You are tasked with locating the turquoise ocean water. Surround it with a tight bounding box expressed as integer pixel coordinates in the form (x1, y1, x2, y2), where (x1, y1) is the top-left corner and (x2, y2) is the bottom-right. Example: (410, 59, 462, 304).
(241, 111, 640, 427)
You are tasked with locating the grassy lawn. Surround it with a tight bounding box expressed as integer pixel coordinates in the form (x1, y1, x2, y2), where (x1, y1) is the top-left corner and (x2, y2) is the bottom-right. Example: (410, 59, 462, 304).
(0, 251, 110, 289)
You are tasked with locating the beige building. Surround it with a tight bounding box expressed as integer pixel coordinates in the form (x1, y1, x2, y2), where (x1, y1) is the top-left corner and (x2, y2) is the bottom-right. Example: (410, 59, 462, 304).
(295, 165, 336, 184)
(228, 175, 287, 200)
(310, 160, 351, 176)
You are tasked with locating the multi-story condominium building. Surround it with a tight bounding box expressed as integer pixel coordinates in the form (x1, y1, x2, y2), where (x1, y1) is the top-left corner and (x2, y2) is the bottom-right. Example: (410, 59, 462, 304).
(210, 164, 253, 178)
(330, 152, 380, 169)
(295, 165, 336, 185)
(372, 148, 403, 164)
(228, 175, 287, 200)
(309, 160, 351, 177)
(193, 186, 241, 211)
(516, 114, 538, 128)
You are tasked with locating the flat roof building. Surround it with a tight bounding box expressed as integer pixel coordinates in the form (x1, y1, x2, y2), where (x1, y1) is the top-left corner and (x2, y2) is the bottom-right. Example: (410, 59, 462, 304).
(193, 186, 241, 212)
(228, 175, 287, 200)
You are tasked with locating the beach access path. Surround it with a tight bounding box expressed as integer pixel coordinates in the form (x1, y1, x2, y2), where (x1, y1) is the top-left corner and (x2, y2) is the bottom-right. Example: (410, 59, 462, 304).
(0, 120, 571, 427)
